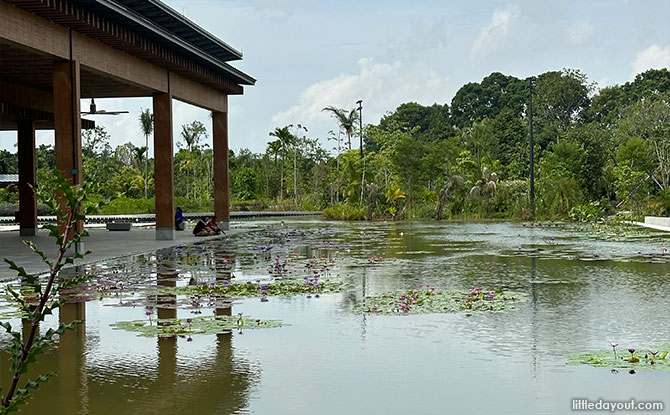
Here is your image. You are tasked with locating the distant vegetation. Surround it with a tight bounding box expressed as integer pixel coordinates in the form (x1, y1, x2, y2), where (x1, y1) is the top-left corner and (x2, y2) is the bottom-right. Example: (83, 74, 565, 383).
(1, 68, 668, 220)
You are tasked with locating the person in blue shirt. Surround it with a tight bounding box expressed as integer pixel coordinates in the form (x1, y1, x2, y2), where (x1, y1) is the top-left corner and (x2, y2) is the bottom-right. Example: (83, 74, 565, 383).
(175, 207, 185, 230)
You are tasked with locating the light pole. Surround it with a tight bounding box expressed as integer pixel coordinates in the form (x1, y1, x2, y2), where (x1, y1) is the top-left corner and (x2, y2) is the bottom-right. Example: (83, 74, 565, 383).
(529, 77, 535, 213)
(356, 100, 363, 159)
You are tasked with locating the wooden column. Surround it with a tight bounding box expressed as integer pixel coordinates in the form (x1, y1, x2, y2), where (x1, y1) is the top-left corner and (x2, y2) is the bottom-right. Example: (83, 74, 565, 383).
(53, 60, 83, 238)
(153, 92, 175, 240)
(213, 105, 229, 230)
(17, 120, 37, 236)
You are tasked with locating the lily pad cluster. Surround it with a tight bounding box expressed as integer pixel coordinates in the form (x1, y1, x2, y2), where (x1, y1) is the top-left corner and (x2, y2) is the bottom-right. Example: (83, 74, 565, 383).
(355, 286, 526, 315)
(158, 277, 344, 299)
(572, 221, 664, 242)
(111, 314, 282, 338)
(567, 343, 670, 371)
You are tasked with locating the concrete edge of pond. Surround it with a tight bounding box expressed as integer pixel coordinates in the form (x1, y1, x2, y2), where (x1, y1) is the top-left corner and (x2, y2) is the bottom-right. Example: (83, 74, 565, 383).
(0, 227, 250, 282)
(629, 221, 670, 233)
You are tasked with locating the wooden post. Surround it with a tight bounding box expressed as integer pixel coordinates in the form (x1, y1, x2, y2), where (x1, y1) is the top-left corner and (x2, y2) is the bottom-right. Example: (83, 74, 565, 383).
(213, 105, 229, 230)
(53, 60, 83, 240)
(153, 91, 175, 240)
(17, 120, 37, 236)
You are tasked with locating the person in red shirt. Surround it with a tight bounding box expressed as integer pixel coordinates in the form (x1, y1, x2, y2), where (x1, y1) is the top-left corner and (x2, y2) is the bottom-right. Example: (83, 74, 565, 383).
(207, 216, 223, 235)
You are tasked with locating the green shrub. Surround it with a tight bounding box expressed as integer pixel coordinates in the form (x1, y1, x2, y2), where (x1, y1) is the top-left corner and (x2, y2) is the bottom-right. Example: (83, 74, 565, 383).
(648, 188, 670, 216)
(569, 202, 604, 222)
(323, 203, 366, 220)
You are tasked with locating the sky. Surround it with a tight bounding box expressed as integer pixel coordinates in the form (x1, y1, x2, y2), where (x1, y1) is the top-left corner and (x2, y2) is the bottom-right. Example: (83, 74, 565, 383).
(1, 0, 669, 157)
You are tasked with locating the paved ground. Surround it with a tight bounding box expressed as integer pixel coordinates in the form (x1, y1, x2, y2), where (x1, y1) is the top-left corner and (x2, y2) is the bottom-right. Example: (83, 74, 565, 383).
(0, 211, 321, 224)
(0, 226, 247, 281)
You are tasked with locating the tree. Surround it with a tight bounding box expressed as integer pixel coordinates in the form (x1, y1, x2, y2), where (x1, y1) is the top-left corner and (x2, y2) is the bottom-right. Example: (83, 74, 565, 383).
(379, 102, 452, 141)
(0, 150, 18, 174)
(139, 108, 153, 198)
(322, 106, 359, 150)
(114, 143, 137, 167)
(616, 94, 670, 188)
(82, 127, 116, 194)
(534, 69, 593, 131)
(178, 121, 209, 200)
(490, 107, 527, 179)
(268, 126, 295, 199)
(235, 166, 259, 200)
(450, 72, 526, 129)
(180, 120, 207, 152)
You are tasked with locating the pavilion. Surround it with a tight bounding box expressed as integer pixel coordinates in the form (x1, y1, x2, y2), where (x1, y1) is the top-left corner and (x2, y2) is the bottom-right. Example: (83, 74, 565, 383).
(0, 0, 255, 240)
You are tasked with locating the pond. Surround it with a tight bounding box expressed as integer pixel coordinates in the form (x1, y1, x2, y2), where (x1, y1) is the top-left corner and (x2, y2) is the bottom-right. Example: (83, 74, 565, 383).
(1, 219, 669, 414)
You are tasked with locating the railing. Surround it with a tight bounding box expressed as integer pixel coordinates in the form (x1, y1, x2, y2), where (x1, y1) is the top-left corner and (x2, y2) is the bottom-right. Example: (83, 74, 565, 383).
(0, 211, 322, 225)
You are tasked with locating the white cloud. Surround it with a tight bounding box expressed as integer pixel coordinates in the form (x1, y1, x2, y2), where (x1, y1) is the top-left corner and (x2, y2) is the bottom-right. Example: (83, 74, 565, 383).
(470, 5, 520, 58)
(631, 44, 670, 77)
(271, 57, 449, 131)
(566, 21, 594, 45)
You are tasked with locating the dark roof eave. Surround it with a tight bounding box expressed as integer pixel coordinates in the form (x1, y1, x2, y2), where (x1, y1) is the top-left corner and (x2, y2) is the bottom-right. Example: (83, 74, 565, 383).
(143, 0, 243, 60)
(93, 0, 255, 85)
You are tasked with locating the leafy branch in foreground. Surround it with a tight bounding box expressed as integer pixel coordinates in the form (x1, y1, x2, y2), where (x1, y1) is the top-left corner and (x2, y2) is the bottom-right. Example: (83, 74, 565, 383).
(0, 170, 108, 414)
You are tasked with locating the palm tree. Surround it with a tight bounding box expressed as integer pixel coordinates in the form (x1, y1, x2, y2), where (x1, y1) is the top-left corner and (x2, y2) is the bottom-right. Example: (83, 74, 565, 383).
(322, 106, 359, 150)
(139, 108, 153, 198)
(132, 146, 147, 171)
(269, 126, 295, 200)
(265, 140, 282, 197)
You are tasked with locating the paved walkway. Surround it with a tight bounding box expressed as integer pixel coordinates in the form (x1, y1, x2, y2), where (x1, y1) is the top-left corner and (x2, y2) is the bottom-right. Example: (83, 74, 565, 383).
(0, 211, 321, 224)
(0, 227, 246, 281)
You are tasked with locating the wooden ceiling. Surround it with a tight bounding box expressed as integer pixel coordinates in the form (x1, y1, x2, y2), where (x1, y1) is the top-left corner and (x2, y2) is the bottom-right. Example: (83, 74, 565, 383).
(0, 39, 154, 98)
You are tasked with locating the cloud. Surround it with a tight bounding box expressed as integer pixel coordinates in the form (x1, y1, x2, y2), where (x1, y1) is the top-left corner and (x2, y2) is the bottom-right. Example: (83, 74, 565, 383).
(470, 5, 520, 58)
(566, 21, 594, 45)
(631, 44, 670, 77)
(271, 57, 449, 130)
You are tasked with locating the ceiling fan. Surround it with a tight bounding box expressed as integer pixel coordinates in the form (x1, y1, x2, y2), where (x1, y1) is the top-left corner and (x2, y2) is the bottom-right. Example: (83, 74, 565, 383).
(81, 98, 129, 116)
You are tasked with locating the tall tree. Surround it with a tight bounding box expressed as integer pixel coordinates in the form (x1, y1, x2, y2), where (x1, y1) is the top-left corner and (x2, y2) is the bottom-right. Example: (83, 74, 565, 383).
(179, 121, 208, 199)
(269, 126, 295, 199)
(322, 106, 359, 150)
(139, 108, 153, 198)
(534, 69, 593, 131)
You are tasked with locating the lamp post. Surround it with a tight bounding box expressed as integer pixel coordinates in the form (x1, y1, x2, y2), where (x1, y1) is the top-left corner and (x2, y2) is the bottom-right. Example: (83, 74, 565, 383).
(356, 100, 363, 159)
(529, 77, 535, 213)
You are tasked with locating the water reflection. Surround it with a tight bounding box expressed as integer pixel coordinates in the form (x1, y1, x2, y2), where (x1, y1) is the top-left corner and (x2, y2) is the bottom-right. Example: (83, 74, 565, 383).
(1, 219, 669, 414)
(0, 269, 257, 414)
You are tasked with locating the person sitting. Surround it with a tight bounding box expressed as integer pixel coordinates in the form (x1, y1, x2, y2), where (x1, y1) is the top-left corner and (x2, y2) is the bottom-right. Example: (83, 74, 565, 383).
(207, 216, 224, 235)
(175, 207, 185, 231)
(193, 216, 214, 236)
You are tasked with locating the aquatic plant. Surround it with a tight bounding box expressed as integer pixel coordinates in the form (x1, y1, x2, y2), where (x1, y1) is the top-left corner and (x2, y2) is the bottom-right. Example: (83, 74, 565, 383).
(567, 343, 670, 371)
(0, 171, 108, 413)
(145, 309, 154, 326)
(356, 286, 525, 315)
(110, 314, 282, 338)
(158, 277, 343, 299)
(236, 312, 244, 334)
(610, 342, 618, 360)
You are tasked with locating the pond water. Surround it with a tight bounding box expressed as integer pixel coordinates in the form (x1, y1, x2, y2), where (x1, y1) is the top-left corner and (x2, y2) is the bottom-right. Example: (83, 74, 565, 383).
(1, 219, 669, 414)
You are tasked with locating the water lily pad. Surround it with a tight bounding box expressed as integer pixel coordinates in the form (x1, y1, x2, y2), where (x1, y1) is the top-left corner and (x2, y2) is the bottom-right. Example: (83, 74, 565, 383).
(110, 315, 282, 338)
(156, 278, 344, 298)
(567, 343, 670, 371)
(354, 287, 526, 315)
